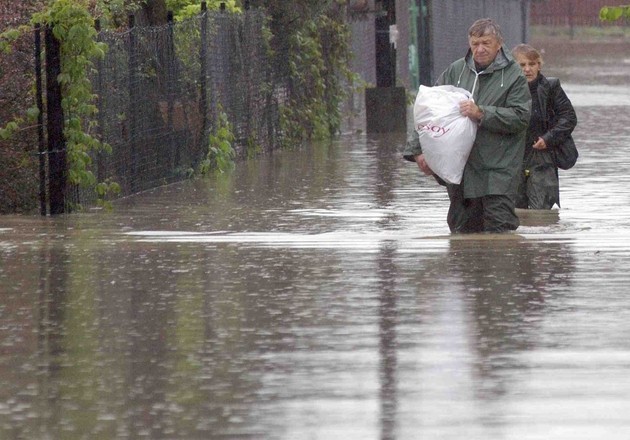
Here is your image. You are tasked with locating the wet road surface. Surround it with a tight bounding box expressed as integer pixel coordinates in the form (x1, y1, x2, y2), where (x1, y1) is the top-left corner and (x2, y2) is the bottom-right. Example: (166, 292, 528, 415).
(2, 39, 630, 439)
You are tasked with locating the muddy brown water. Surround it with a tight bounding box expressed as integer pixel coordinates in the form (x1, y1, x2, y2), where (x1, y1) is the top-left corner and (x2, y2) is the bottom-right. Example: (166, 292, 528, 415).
(1, 38, 630, 439)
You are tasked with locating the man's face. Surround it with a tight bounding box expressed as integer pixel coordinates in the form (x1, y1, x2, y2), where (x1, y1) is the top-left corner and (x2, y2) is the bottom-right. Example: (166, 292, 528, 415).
(468, 34, 502, 67)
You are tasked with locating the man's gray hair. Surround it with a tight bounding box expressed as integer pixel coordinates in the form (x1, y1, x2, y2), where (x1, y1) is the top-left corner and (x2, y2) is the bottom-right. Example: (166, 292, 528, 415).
(468, 18, 503, 41)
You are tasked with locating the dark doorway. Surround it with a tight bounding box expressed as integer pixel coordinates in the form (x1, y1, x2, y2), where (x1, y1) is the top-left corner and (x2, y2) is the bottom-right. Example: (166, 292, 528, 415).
(375, 0, 396, 87)
(416, 0, 432, 86)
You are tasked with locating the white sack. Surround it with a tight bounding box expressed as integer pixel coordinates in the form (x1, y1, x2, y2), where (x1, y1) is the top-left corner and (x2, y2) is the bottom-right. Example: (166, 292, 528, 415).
(413, 85, 477, 184)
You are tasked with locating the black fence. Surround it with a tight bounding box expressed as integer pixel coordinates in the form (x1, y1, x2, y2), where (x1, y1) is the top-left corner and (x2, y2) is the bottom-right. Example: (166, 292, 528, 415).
(1, 5, 288, 214)
(84, 7, 283, 208)
(0, 24, 40, 214)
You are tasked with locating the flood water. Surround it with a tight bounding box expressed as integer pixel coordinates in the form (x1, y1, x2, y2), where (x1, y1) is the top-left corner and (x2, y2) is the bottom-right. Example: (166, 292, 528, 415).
(2, 41, 630, 439)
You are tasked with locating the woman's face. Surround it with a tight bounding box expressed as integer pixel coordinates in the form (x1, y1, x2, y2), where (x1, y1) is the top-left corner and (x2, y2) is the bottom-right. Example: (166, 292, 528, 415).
(515, 54, 541, 83)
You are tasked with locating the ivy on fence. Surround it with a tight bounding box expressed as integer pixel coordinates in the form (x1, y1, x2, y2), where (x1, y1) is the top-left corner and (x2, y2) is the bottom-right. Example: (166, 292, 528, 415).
(0, 1, 357, 214)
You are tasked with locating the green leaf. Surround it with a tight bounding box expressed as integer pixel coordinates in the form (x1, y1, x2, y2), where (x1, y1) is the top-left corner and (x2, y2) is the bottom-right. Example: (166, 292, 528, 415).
(600, 5, 625, 21)
(610, 7, 624, 20)
(26, 107, 40, 120)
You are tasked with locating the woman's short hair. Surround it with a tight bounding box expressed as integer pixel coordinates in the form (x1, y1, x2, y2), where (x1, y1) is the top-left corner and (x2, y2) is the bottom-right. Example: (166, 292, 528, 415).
(468, 18, 503, 42)
(511, 43, 544, 66)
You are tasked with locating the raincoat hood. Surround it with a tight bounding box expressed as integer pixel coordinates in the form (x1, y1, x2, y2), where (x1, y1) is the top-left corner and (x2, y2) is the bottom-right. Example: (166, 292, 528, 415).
(457, 45, 514, 97)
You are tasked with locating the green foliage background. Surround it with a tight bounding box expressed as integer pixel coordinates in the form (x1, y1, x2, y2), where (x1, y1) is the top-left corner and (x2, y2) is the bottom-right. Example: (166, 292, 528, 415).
(599, 5, 630, 21)
(0, 0, 356, 212)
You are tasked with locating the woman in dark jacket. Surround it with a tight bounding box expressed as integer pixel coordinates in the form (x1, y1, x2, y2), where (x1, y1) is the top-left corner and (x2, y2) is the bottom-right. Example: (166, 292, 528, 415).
(512, 44, 578, 209)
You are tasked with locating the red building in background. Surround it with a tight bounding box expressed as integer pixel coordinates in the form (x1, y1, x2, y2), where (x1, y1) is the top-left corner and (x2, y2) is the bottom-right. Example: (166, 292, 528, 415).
(530, 0, 623, 26)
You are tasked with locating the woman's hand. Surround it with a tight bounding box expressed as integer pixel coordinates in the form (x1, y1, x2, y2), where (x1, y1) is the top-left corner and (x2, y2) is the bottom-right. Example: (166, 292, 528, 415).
(533, 137, 547, 150)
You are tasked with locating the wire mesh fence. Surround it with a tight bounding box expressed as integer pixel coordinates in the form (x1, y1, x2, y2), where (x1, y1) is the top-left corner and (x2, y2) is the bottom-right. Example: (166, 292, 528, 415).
(1, 7, 288, 213)
(81, 8, 282, 206)
(1, 5, 351, 214)
(0, 29, 40, 214)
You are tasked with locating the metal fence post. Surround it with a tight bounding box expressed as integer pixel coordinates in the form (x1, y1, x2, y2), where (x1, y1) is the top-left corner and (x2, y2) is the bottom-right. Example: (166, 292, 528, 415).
(200, 1, 208, 152)
(166, 10, 178, 167)
(44, 25, 66, 215)
(95, 18, 105, 184)
(128, 14, 138, 192)
(35, 24, 47, 216)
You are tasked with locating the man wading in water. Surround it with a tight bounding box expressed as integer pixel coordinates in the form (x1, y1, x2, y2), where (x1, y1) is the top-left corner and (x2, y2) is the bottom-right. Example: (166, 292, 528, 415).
(404, 18, 531, 233)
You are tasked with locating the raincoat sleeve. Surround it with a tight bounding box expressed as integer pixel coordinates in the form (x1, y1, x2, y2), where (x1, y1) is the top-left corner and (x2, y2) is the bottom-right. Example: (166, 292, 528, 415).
(477, 75, 531, 135)
(402, 129, 422, 162)
(542, 78, 577, 147)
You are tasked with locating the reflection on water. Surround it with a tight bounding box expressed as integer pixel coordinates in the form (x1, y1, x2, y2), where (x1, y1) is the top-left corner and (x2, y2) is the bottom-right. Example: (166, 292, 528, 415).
(2, 50, 630, 440)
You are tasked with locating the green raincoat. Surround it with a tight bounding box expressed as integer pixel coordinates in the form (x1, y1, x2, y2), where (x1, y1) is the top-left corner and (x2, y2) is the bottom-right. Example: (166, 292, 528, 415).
(404, 45, 531, 199)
